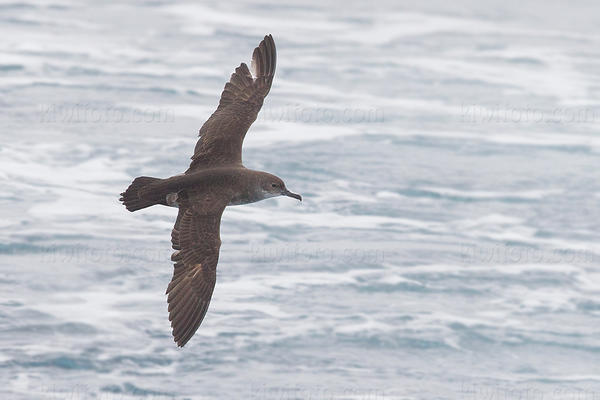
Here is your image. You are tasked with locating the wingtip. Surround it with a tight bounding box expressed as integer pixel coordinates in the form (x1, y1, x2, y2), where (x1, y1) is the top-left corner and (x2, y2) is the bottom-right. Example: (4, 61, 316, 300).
(251, 34, 276, 79)
(174, 334, 190, 347)
(263, 34, 275, 48)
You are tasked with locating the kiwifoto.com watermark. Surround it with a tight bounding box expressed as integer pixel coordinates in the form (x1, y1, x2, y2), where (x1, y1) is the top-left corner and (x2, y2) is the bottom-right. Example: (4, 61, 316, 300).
(258, 104, 384, 124)
(38, 383, 176, 400)
(461, 244, 597, 265)
(249, 243, 387, 264)
(249, 383, 386, 400)
(460, 381, 600, 400)
(461, 103, 599, 124)
(39, 103, 175, 124)
(8, 244, 173, 265)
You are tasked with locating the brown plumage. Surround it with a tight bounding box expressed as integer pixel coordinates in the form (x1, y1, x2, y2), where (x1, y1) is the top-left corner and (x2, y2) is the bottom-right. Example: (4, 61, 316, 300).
(188, 34, 276, 171)
(119, 34, 301, 347)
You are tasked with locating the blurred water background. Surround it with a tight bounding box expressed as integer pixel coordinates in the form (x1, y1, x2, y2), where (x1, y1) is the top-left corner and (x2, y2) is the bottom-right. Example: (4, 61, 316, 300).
(1, 0, 600, 399)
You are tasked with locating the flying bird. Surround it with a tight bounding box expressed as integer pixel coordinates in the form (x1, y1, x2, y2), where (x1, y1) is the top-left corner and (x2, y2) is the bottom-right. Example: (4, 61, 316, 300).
(120, 35, 301, 347)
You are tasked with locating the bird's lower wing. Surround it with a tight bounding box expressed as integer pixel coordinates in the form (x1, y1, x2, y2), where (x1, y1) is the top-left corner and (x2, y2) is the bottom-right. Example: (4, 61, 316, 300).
(166, 200, 226, 347)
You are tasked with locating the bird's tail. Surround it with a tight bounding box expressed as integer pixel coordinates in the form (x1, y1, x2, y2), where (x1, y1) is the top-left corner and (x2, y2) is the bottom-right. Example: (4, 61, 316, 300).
(120, 176, 166, 212)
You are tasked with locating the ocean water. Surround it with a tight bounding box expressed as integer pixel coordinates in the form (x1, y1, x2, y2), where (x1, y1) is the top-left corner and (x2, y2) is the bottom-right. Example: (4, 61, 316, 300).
(1, 0, 600, 399)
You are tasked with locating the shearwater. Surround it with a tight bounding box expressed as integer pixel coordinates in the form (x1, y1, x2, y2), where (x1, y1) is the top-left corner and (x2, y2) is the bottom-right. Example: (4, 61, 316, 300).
(120, 35, 301, 347)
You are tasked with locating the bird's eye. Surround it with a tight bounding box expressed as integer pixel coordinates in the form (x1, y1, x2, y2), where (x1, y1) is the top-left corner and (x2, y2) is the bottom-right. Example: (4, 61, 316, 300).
(271, 183, 278, 188)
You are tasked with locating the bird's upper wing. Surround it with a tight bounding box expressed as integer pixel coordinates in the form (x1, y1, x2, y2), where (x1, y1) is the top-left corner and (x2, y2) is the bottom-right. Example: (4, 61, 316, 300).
(166, 190, 229, 347)
(186, 34, 276, 172)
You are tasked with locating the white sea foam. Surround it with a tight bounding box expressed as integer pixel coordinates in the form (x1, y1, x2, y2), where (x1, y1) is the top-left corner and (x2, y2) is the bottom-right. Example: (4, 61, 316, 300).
(420, 187, 563, 200)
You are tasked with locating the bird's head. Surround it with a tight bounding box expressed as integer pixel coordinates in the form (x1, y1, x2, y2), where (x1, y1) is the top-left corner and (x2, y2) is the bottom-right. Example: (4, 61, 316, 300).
(260, 174, 302, 201)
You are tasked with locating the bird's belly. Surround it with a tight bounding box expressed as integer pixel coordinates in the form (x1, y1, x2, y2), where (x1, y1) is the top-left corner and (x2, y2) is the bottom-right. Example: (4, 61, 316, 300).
(228, 192, 257, 206)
